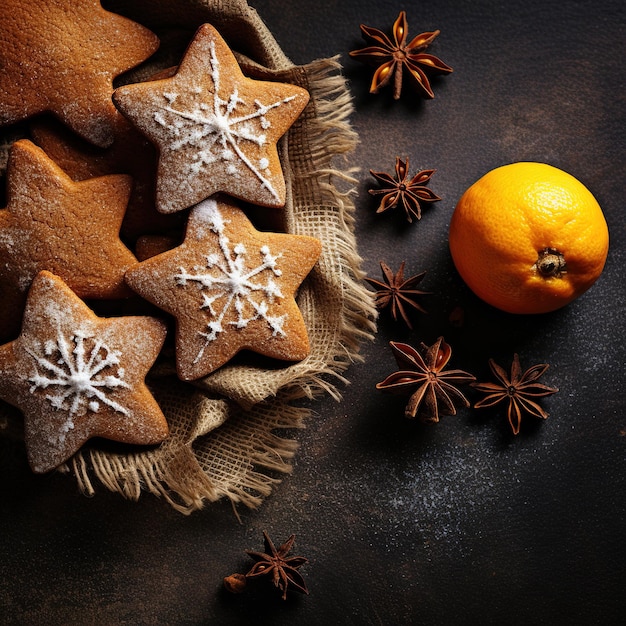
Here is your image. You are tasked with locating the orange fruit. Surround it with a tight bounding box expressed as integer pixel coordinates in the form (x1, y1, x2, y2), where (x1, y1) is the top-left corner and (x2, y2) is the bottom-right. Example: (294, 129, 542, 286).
(448, 162, 609, 314)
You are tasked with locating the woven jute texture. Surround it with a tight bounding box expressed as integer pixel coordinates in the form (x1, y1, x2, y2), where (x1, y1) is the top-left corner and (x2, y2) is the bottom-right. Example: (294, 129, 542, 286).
(0, 0, 375, 513)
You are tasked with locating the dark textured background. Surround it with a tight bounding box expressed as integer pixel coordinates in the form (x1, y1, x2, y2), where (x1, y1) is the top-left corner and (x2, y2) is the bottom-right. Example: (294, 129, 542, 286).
(1, 1, 625, 624)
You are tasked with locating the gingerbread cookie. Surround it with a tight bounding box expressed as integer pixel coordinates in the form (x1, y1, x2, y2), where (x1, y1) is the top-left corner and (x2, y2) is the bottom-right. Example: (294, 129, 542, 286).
(125, 196, 322, 380)
(113, 23, 310, 213)
(0, 0, 159, 148)
(0, 271, 169, 473)
(30, 116, 185, 242)
(0, 139, 138, 341)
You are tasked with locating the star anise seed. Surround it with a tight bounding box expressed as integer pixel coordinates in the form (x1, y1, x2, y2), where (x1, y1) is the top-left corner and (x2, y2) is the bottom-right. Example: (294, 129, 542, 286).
(349, 10, 453, 99)
(377, 337, 476, 422)
(369, 156, 440, 222)
(472, 354, 558, 435)
(365, 260, 429, 329)
(223, 573, 247, 594)
(245, 531, 309, 601)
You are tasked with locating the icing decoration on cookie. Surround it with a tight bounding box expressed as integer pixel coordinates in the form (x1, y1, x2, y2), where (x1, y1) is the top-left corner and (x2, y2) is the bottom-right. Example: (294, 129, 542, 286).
(0, 0, 159, 148)
(125, 197, 322, 380)
(28, 329, 131, 419)
(0, 140, 138, 341)
(174, 200, 286, 362)
(113, 23, 310, 213)
(0, 271, 169, 474)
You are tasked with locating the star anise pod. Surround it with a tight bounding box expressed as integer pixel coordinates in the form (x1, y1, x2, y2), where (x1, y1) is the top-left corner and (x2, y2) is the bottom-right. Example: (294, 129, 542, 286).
(376, 338, 476, 422)
(369, 156, 440, 222)
(245, 531, 309, 600)
(349, 10, 453, 99)
(472, 354, 558, 435)
(365, 260, 429, 329)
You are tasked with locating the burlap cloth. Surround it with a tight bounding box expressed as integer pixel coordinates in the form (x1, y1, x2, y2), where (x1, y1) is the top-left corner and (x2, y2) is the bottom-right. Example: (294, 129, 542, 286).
(0, 0, 376, 513)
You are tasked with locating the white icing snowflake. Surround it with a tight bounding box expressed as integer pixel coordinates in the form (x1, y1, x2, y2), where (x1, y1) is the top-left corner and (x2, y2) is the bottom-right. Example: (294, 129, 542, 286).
(153, 39, 295, 203)
(28, 329, 130, 434)
(175, 200, 287, 363)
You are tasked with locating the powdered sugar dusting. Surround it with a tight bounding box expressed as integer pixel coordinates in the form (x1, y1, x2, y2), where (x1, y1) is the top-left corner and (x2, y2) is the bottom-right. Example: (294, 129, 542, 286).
(175, 199, 286, 363)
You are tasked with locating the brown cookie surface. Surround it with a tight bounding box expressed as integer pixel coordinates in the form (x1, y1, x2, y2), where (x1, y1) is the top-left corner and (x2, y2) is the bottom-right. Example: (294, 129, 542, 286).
(125, 197, 322, 380)
(0, 0, 159, 148)
(30, 116, 185, 242)
(0, 140, 139, 341)
(0, 271, 169, 474)
(113, 23, 310, 213)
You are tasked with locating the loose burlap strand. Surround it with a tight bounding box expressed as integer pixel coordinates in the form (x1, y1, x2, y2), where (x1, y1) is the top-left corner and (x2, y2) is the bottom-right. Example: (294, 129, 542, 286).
(0, 0, 376, 513)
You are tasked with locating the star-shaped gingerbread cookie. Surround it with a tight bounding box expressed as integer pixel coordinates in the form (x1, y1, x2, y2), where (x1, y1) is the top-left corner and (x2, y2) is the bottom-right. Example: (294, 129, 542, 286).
(113, 23, 310, 213)
(30, 115, 184, 242)
(0, 271, 169, 473)
(125, 196, 322, 380)
(0, 0, 159, 147)
(0, 139, 138, 341)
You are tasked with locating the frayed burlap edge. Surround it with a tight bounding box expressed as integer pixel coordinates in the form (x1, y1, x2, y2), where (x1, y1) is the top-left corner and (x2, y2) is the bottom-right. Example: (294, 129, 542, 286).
(69, 388, 308, 514)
